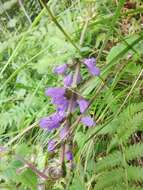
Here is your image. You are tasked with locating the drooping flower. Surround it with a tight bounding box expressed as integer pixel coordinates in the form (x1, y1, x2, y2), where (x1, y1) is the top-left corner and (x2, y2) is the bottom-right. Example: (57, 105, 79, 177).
(45, 87, 69, 111)
(39, 112, 64, 131)
(90, 66, 100, 76)
(63, 73, 73, 87)
(48, 139, 56, 152)
(65, 151, 73, 160)
(81, 116, 95, 127)
(59, 126, 69, 140)
(45, 87, 65, 98)
(77, 99, 89, 113)
(54, 64, 67, 75)
(83, 57, 100, 76)
(52, 96, 69, 112)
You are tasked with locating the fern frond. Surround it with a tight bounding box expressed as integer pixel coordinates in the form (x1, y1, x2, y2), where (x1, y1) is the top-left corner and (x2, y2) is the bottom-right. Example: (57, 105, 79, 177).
(94, 168, 123, 190)
(127, 166, 143, 183)
(95, 143, 143, 172)
(99, 103, 143, 136)
(108, 111, 143, 151)
(94, 166, 143, 190)
(122, 102, 143, 118)
(95, 151, 122, 172)
(125, 143, 143, 161)
(117, 112, 143, 143)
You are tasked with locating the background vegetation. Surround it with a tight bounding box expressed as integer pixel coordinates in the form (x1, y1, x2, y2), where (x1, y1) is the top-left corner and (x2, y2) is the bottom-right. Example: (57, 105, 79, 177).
(0, 0, 143, 189)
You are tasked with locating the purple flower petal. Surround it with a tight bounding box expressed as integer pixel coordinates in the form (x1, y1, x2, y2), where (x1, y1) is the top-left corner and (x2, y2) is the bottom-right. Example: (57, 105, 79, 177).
(60, 127, 69, 140)
(54, 64, 67, 75)
(48, 140, 56, 152)
(45, 87, 65, 98)
(52, 97, 69, 112)
(65, 151, 73, 160)
(39, 112, 64, 131)
(39, 117, 50, 129)
(45, 87, 69, 112)
(52, 96, 67, 105)
(64, 73, 73, 87)
(39, 117, 60, 130)
(77, 99, 89, 113)
(83, 57, 100, 76)
(84, 57, 96, 66)
(81, 116, 95, 127)
(55, 111, 65, 121)
(89, 66, 100, 76)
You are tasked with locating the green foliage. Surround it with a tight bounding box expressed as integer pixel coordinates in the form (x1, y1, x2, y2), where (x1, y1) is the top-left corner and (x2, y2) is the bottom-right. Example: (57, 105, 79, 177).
(0, 0, 143, 189)
(1, 160, 37, 190)
(0, 0, 17, 15)
(79, 103, 143, 190)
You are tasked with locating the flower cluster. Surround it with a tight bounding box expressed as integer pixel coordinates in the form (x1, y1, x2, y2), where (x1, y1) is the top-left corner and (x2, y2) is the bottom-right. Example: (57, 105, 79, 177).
(39, 58, 100, 161)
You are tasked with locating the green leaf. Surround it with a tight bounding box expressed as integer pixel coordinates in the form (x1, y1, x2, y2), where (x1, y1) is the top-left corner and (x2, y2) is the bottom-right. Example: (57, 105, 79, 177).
(19, 169, 38, 190)
(107, 34, 143, 64)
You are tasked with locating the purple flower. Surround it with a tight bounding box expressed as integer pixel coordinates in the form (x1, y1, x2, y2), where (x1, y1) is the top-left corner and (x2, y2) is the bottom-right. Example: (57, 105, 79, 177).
(54, 64, 67, 74)
(90, 67, 100, 76)
(56, 100, 69, 112)
(77, 99, 89, 113)
(84, 57, 96, 67)
(45, 87, 65, 98)
(65, 151, 73, 160)
(52, 96, 69, 112)
(81, 116, 95, 127)
(83, 57, 100, 76)
(45, 87, 69, 111)
(48, 139, 56, 152)
(59, 127, 69, 140)
(64, 73, 73, 87)
(39, 112, 64, 131)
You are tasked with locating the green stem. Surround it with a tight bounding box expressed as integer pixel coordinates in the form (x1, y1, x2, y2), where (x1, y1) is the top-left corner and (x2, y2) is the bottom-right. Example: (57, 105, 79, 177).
(39, 0, 81, 55)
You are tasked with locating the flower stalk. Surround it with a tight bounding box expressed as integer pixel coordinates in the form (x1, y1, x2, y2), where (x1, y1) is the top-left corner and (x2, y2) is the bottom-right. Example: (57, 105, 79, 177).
(38, 0, 101, 181)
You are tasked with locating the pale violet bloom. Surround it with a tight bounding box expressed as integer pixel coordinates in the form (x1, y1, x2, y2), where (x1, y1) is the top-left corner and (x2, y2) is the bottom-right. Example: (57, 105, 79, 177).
(83, 58, 100, 76)
(81, 116, 95, 127)
(48, 140, 56, 152)
(59, 127, 69, 140)
(77, 99, 89, 113)
(54, 64, 67, 75)
(64, 73, 73, 87)
(39, 112, 64, 131)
